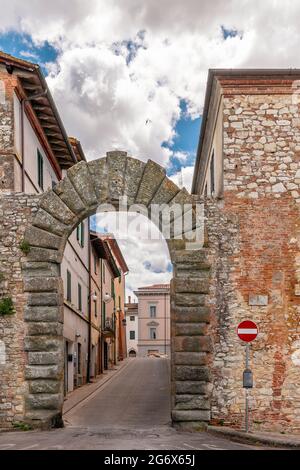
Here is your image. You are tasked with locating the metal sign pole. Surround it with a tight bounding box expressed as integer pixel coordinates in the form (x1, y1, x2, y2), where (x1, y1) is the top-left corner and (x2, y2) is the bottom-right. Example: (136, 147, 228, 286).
(245, 343, 249, 433)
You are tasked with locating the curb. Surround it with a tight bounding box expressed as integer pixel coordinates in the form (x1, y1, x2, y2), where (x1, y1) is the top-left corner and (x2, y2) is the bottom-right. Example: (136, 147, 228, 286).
(207, 426, 300, 449)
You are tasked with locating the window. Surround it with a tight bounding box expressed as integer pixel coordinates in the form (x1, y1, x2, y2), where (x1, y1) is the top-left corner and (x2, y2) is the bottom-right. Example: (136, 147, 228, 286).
(102, 262, 106, 283)
(149, 305, 156, 318)
(130, 331, 135, 340)
(77, 343, 81, 374)
(150, 328, 157, 340)
(94, 292, 97, 316)
(37, 149, 44, 190)
(111, 278, 115, 299)
(118, 295, 121, 310)
(130, 315, 135, 321)
(76, 222, 85, 247)
(67, 270, 71, 302)
(94, 253, 97, 274)
(102, 301, 106, 326)
(210, 150, 215, 195)
(78, 283, 82, 311)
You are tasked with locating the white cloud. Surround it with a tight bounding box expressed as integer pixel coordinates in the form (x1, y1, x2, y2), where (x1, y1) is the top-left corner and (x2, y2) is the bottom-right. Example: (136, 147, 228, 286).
(3, 1, 300, 166)
(3, 1, 300, 289)
(93, 212, 171, 301)
(169, 165, 195, 192)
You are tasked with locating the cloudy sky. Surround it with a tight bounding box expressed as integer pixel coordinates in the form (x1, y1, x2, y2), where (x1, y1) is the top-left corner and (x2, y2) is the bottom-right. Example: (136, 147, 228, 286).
(1, 0, 299, 298)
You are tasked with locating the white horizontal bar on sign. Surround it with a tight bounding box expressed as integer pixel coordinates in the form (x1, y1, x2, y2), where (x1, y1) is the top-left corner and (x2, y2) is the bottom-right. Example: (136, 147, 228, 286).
(238, 329, 257, 334)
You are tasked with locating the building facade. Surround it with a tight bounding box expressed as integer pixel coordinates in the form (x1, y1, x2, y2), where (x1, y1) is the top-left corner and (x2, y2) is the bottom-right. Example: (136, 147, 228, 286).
(192, 70, 300, 432)
(0, 52, 128, 396)
(135, 284, 170, 357)
(125, 297, 138, 357)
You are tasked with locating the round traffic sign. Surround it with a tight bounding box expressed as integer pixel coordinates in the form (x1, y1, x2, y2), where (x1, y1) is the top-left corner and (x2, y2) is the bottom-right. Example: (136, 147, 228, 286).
(237, 320, 258, 342)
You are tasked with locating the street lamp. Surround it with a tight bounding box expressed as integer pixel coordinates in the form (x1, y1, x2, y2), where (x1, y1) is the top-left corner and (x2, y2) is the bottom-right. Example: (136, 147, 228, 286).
(103, 292, 112, 303)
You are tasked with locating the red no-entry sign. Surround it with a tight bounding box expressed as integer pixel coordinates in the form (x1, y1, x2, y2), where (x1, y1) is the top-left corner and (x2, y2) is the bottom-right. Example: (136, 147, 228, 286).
(237, 320, 258, 343)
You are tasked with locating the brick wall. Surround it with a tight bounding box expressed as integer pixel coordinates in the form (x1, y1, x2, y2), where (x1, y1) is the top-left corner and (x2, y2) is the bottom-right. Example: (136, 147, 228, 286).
(207, 91, 300, 433)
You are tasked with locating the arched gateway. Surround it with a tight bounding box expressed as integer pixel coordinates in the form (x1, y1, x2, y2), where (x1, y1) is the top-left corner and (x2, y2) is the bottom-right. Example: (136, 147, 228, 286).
(0, 151, 212, 429)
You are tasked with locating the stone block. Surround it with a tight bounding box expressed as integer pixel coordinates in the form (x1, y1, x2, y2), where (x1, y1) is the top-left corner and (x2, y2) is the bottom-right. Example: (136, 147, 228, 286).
(173, 249, 210, 266)
(28, 352, 62, 365)
(135, 159, 166, 206)
(27, 292, 63, 307)
(53, 176, 86, 216)
(67, 161, 98, 207)
(24, 306, 63, 323)
(175, 395, 211, 410)
(87, 158, 108, 204)
(151, 177, 180, 205)
(39, 190, 78, 226)
(173, 278, 209, 294)
(173, 306, 210, 323)
(174, 336, 212, 352)
(171, 409, 211, 422)
(26, 393, 63, 410)
(27, 322, 63, 336)
(169, 187, 193, 206)
(25, 365, 63, 380)
(24, 336, 63, 352)
(174, 293, 206, 306)
(33, 208, 70, 237)
(175, 365, 210, 381)
(24, 277, 62, 293)
(124, 157, 145, 205)
(22, 262, 60, 278)
(175, 381, 213, 395)
(175, 323, 207, 336)
(28, 380, 62, 394)
(249, 294, 268, 306)
(107, 151, 127, 201)
(174, 352, 208, 365)
(26, 247, 62, 264)
(24, 226, 62, 250)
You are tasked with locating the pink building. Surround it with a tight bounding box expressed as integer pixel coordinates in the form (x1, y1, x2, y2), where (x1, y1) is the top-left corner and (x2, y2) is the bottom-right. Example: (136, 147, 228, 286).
(134, 284, 170, 357)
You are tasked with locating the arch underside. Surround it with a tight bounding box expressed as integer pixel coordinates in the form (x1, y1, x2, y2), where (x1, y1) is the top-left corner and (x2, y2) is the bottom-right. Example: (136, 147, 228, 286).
(22, 151, 212, 429)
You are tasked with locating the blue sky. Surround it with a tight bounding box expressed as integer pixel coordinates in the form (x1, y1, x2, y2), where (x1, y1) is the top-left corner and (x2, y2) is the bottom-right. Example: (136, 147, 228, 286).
(0, 30, 200, 175)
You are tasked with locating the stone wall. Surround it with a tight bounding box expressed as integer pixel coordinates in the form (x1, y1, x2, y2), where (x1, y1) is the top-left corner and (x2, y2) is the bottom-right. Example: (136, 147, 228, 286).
(0, 193, 38, 428)
(0, 72, 17, 192)
(206, 92, 300, 433)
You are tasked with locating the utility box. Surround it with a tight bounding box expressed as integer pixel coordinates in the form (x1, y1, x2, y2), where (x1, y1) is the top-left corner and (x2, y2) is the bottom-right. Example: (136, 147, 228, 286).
(243, 368, 253, 388)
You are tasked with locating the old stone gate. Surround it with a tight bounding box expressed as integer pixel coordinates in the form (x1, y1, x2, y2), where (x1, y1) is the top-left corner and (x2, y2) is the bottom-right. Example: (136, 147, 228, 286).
(0, 152, 211, 429)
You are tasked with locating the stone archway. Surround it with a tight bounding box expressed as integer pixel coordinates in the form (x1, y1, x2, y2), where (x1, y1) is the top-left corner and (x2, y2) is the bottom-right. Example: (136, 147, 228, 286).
(1, 151, 212, 429)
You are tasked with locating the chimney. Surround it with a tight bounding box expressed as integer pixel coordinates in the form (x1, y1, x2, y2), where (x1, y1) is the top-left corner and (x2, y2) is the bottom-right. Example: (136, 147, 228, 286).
(128, 295, 131, 303)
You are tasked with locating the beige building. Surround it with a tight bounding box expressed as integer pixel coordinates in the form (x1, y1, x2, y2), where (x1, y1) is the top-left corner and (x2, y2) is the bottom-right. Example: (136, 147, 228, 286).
(0, 52, 129, 395)
(135, 284, 170, 357)
(125, 297, 138, 357)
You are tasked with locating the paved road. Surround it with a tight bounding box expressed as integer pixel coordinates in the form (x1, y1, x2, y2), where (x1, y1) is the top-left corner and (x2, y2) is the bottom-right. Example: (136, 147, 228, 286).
(0, 358, 268, 450)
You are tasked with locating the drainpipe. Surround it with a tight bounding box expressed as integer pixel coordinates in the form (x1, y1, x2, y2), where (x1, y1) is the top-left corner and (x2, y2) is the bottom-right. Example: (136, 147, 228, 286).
(87, 217, 92, 383)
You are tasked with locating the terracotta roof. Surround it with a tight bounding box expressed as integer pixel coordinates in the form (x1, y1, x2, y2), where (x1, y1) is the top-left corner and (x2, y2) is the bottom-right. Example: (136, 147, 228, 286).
(0, 50, 77, 169)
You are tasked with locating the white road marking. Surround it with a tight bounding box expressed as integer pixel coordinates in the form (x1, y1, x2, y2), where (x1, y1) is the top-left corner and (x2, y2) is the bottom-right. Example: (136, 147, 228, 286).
(20, 444, 39, 450)
(183, 443, 201, 450)
(0, 443, 16, 449)
(202, 443, 225, 450)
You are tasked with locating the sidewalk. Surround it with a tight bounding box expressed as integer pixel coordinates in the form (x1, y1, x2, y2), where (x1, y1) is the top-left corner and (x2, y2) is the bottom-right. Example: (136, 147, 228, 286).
(63, 358, 130, 415)
(207, 425, 300, 449)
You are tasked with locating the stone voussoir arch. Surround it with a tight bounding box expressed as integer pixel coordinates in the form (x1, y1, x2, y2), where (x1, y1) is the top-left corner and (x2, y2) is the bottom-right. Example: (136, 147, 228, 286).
(22, 150, 212, 429)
